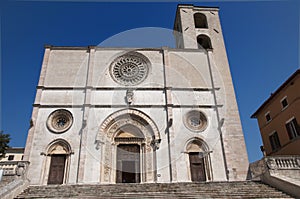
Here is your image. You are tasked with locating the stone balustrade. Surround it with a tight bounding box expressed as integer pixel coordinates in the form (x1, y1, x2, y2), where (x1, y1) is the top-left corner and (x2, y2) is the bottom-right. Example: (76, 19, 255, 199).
(265, 156, 300, 170)
(0, 161, 29, 176)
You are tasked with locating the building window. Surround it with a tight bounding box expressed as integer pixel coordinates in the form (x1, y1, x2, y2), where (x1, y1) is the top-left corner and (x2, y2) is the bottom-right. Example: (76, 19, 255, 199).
(286, 118, 300, 140)
(281, 97, 288, 109)
(21, 155, 24, 160)
(265, 112, 271, 122)
(269, 132, 281, 151)
(194, 13, 208, 29)
(8, 155, 14, 160)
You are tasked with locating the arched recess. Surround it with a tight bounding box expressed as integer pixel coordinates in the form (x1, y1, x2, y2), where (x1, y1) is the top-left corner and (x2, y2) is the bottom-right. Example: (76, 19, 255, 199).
(194, 13, 208, 29)
(42, 139, 72, 185)
(96, 108, 161, 184)
(185, 138, 212, 182)
(197, 35, 212, 50)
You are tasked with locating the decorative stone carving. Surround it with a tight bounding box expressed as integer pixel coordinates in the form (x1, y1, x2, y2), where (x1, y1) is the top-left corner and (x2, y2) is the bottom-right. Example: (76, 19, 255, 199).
(183, 110, 208, 132)
(125, 89, 134, 104)
(151, 139, 161, 150)
(47, 109, 73, 133)
(16, 162, 27, 176)
(110, 52, 150, 86)
(266, 158, 277, 169)
(95, 138, 105, 150)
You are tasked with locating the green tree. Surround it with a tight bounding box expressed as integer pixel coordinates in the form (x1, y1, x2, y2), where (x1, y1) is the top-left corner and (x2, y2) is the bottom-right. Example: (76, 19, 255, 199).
(0, 130, 10, 158)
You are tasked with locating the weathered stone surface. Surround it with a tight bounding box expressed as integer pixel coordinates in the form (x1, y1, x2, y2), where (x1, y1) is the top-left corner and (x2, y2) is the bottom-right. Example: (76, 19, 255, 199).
(16, 181, 292, 198)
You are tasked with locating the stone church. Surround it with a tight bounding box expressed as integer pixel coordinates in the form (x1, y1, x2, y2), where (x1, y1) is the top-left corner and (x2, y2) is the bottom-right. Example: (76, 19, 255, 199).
(23, 5, 249, 185)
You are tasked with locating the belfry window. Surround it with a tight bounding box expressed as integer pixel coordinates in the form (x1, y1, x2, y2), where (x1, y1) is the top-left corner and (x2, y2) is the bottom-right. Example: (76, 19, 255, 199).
(197, 35, 212, 50)
(194, 13, 208, 29)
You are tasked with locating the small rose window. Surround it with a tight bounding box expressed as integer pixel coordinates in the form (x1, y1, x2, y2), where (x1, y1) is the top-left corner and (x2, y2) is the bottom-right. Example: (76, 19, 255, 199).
(184, 110, 208, 132)
(47, 109, 73, 133)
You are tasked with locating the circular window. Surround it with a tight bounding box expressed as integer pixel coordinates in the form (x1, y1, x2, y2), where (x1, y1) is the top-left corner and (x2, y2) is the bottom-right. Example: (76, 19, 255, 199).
(110, 52, 150, 86)
(184, 110, 208, 132)
(47, 109, 73, 133)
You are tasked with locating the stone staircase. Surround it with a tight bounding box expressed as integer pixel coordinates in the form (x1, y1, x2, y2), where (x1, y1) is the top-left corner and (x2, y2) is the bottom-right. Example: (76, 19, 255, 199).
(0, 175, 16, 189)
(16, 181, 293, 198)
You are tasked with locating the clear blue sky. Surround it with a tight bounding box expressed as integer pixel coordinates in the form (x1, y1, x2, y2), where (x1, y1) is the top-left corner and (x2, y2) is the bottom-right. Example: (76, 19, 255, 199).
(1, 0, 299, 163)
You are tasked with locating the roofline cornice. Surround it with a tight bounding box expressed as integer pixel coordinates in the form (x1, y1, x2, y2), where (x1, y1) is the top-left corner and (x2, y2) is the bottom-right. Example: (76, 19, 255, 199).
(251, 69, 300, 118)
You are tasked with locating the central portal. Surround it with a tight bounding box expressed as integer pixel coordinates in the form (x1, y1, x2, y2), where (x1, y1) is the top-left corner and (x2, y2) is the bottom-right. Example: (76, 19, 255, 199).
(116, 144, 140, 183)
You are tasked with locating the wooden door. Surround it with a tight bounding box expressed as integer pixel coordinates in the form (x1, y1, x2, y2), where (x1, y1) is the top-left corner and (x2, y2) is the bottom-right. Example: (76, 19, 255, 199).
(116, 144, 140, 183)
(189, 152, 206, 182)
(48, 155, 66, 185)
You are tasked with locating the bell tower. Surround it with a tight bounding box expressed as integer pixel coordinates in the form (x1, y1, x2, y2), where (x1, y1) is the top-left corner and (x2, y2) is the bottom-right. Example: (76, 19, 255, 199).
(174, 4, 249, 181)
(174, 4, 223, 50)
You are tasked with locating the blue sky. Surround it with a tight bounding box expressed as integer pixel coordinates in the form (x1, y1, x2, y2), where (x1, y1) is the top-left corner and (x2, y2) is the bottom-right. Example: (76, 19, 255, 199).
(1, 0, 299, 163)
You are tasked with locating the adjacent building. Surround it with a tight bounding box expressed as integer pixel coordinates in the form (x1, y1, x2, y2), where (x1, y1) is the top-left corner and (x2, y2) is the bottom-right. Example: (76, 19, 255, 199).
(251, 69, 300, 156)
(23, 4, 249, 185)
(0, 148, 25, 176)
(0, 148, 24, 162)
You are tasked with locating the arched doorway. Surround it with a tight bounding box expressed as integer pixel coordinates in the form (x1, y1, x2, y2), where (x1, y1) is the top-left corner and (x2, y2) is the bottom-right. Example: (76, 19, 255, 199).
(45, 140, 71, 185)
(186, 139, 211, 182)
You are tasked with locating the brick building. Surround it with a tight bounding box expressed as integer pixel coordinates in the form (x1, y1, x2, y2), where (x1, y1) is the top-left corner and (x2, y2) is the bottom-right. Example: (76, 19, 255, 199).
(251, 69, 300, 156)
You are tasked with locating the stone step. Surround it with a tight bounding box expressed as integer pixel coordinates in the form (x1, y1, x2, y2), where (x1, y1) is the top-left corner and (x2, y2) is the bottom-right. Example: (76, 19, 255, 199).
(16, 181, 293, 198)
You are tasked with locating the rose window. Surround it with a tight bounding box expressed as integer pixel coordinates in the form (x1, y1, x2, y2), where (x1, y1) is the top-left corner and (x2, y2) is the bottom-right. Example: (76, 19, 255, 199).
(47, 109, 73, 133)
(110, 53, 150, 86)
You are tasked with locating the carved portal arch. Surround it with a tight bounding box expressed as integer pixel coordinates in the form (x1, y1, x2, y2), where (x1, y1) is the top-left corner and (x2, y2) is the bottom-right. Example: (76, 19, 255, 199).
(97, 108, 161, 145)
(185, 138, 212, 182)
(96, 108, 161, 183)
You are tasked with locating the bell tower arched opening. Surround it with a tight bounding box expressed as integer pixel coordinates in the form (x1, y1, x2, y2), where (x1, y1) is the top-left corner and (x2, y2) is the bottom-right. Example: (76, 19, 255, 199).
(194, 13, 208, 29)
(197, 35, 212, 50)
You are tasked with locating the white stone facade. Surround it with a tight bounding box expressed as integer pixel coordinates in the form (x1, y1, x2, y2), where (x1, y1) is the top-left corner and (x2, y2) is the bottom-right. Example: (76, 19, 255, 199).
(24, 5, 249, 185)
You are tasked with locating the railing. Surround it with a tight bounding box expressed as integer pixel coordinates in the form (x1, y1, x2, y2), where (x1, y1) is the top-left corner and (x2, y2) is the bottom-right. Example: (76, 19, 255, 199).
(265, 156, 300, 170)
(0, 161, 29, 176)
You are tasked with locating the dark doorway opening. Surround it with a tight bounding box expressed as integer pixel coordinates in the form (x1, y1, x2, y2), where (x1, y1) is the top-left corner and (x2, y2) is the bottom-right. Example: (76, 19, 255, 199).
(116, 144, 140, 183)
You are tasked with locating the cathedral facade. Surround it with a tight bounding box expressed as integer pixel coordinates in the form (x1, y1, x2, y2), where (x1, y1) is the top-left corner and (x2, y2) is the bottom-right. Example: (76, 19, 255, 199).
(24, 5, 249, 185)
